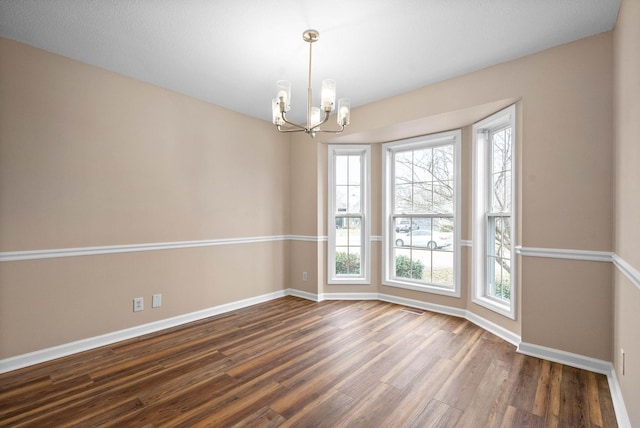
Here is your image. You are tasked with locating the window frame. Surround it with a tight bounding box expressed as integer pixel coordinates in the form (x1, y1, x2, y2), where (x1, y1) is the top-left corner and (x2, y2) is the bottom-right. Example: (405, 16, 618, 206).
(472, 105, 517, 319)
(382, 130, 461, 297)
(328, 145, 371, 284)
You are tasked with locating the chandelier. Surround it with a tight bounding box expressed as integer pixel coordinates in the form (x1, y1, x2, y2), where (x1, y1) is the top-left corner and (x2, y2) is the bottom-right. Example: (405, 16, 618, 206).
(272, 29, 350, 138)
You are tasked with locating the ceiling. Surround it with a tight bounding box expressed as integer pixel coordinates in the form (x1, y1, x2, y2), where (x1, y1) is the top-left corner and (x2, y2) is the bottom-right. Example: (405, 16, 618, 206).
(0, 1, 621, 125)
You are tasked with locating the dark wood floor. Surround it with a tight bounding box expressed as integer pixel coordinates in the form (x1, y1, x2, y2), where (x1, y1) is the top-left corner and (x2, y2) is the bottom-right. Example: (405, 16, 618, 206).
(0, 296, 617, 427)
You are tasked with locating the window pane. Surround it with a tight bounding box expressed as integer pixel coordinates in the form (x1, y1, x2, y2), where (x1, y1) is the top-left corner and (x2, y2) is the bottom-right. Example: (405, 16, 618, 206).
(491, 127, 512, 213)
(488, 216, 511, 301)
(335, 248, 361, 275)
(394, 248, 425, 281)
(503, 170, 512, 212)
(492, 172, 506, 212)
(495, 217, 511, 259)
(336, 186, 348, 211)
(492, 130, 506, 172)
(412, 182, 432, 212)
(432, 145, 454, 181)
(433, 180, 454, 213)
(348, 156, 361, 185)
(336, 156, 348, 185)
(413, 249, 431, 283)
(347, 185, 361, 213)
(395, 183, 413, 212)
(433, 251, 454, 286)
(335, 217, 362, 276)
(413, 148, 432, 182)
(395, 151, 413, 184)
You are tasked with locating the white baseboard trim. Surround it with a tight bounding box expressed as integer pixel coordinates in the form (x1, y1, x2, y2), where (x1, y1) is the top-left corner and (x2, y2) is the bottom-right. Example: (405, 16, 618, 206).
(287, 288, 322, 302)
(606, 365, 633, 428)
(517, 341, 611, 374)
(518, 342, 631, 427)
(465, 311, 520, 347)
(378, 293, 467, 318)
(0, 289, 287, 374)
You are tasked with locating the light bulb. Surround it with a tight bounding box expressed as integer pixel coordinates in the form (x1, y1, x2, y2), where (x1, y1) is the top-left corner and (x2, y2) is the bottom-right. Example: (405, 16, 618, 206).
(321, 79, 336, 112)
(276, 80, 291, 111)
(311, 107, 321, 127)
(337, 98, 350, 126)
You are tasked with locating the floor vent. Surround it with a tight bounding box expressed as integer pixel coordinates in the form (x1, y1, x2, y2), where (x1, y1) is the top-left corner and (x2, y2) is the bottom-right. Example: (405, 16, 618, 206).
(400, 308, 424, 315)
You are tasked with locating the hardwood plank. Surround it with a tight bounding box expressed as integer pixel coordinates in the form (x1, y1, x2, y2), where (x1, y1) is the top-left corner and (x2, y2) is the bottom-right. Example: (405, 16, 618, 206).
(0, 296, 618, 427)
(433, 336, 494, 410)
(279, 388, 355, 428)
(559, 365, 592, 428)
(500, 405, 546, 428)
(587, 370, 604, 426)
(508, 353, 543, 413)
(378, 357, 458, 427)
(230, 406, 286, 428)
(334, 332, 427, 399)
(597, 371, 619, 428)
(532, 358, 552, 416)
(453, 359, 511, 427)
(407, 398, 463, 428)
(545, 361, 564, 428)
(333, 382, 403, 428)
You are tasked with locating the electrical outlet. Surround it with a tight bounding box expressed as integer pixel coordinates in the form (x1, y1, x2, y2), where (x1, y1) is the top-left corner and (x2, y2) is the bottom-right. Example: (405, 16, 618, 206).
(303, 272, 308, 281)
(152, 293, 162, 308)
(133, 297, 144, 312)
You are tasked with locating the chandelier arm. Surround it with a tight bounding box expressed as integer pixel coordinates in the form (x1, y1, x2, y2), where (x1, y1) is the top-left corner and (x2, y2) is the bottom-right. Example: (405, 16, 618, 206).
(280, 111, 308, 131)
(309, 109, 331, 131)
(313, 124, 346, 134)
(276, 125, 306, 133)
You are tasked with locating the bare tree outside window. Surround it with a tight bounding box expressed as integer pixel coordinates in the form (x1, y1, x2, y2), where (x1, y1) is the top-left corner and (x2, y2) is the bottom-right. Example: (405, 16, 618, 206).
(488, 127, 512, 301)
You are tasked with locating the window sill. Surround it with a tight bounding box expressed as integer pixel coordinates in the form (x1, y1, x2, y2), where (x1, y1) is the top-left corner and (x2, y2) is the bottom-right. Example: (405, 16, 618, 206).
(382, 279, 460, 298)
(328, 278, 371, 285)
(472, 295, 515, 320)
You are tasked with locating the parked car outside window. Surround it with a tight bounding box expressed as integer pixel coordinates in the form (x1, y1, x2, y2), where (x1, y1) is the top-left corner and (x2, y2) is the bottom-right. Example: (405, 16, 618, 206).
(394, 229, 452, 249)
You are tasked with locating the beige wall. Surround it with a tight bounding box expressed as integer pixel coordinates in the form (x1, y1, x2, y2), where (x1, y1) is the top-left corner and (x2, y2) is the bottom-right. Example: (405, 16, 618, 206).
(613, 0, 640, 425)
(0, 17, 626, 401)
(290, 33, 614, 359)
(0, 38, 290, 358)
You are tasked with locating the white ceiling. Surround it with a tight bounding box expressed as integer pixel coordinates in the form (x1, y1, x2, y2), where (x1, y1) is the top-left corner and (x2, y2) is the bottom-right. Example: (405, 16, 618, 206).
(0, 0, 621, 124)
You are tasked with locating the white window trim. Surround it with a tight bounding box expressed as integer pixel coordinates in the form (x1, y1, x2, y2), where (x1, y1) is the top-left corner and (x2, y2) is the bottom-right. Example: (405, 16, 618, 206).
(382, 130, 461, 297)
(472, 105, 517, 319)
(328, 145, 371, 284)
